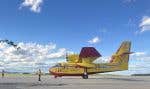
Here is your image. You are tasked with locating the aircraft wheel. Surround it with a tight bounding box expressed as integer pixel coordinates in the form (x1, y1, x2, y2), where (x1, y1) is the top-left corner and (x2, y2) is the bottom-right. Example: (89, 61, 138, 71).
(82, 74, 88, 79)
(54, 76, 57, 78)
(83, 68, 88, 79)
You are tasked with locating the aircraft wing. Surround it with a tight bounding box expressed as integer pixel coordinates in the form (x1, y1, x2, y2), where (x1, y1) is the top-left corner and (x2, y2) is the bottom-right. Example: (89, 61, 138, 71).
(79, 47, 101, 63)
(79, 47, 101, 58)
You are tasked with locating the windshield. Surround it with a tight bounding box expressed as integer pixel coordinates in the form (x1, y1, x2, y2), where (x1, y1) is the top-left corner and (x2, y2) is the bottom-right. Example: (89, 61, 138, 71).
(52, 63, 61, 67)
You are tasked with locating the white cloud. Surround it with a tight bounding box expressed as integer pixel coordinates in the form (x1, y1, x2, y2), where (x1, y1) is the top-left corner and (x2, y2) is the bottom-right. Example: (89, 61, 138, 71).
(88, 36, 100, 44)
(139, 16, 150, 32)
(129, 52, 150, 74)
(47, 48, 66, 59)
(0, 42, 68, 72)
(94, 56, 110, 63)
(20, 0, 43, 13)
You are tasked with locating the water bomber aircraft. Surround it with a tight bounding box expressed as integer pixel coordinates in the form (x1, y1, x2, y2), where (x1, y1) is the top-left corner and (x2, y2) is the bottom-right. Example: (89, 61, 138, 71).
(49, 41, 132, 79)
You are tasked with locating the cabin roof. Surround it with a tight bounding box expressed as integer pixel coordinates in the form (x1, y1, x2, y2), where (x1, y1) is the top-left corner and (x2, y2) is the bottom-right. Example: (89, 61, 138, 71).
(79, 47, 101, 58)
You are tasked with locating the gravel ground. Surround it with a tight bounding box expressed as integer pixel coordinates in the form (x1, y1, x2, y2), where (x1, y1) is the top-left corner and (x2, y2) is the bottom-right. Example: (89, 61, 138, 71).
(0, 75, 150, 89)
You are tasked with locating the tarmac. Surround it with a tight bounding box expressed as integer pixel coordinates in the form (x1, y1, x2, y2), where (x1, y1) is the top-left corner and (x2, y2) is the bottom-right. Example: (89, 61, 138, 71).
(0, 75, 150, 89)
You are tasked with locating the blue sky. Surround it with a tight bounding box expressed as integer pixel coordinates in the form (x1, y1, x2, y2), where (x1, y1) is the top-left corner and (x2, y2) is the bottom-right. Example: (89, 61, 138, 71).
(0, 0, 150, 74)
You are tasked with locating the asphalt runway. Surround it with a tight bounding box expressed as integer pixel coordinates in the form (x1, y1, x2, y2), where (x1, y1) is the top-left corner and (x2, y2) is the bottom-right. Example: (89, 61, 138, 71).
(0, 75, 150, 89)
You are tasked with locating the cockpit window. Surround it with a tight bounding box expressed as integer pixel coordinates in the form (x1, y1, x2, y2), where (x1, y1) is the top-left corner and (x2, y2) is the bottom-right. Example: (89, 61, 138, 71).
(53, 63, 61, 67)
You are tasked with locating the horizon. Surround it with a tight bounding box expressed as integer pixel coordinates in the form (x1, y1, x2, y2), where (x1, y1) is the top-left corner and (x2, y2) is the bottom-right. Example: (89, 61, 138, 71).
(0, 0, 150, 75)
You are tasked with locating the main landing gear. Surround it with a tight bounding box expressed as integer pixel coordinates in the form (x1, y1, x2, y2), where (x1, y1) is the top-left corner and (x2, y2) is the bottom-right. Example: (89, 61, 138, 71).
(54, 75, 62, 78)
(82, 67, 88, 79)
(82, 73, 88, 79)
(54, 76, 57, 78)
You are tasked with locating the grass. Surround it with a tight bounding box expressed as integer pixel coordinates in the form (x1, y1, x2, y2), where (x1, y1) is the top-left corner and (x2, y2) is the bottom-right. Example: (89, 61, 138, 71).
(1, 73, 33, 77)
(0, 73, 51, 77)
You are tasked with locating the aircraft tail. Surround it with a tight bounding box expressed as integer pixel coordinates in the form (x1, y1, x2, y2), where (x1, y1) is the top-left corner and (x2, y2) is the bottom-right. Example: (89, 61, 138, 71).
(110, 41, 131, 70)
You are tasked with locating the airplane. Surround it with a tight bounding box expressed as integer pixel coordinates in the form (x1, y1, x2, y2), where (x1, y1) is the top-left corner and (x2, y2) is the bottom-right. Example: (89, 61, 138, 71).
(49, 41, 132, 79)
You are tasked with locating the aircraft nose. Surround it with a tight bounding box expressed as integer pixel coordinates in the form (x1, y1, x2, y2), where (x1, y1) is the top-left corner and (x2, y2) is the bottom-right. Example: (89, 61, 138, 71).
(49, 68, 54, 74)
(50, 67, 57, 72)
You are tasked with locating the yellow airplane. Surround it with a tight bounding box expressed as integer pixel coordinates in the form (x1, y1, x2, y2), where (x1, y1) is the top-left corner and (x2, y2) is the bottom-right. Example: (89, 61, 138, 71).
(49, 41, 132, 79)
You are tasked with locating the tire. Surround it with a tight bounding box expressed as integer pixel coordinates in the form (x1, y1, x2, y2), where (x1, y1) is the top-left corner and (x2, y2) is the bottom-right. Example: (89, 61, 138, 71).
(82, 74, 88, 79)
(54, 76, 57, 78)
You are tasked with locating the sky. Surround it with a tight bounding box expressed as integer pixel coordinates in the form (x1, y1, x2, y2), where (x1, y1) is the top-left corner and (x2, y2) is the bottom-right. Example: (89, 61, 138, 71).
(0, 0, 150, 74)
